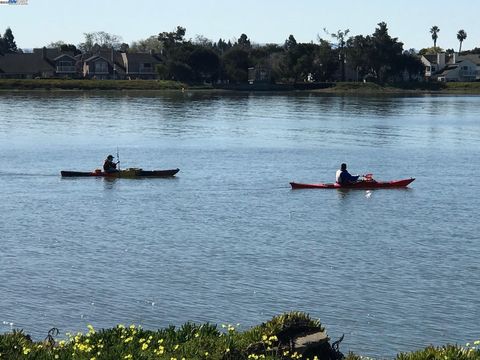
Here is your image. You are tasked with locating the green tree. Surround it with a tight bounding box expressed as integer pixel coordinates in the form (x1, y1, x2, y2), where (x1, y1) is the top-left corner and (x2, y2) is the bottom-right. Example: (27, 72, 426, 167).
(222, 47, 250, 82)
(158, 26, 186, 51)
(188, 47, 220, 82)
(418, 46, 445, 56)
(346, 34, 374, 80)
(2, 27, 17, 53)
(457, 29, 467, 52)
(371, 22, 404, 82)
(237, 33, 251, 48)
(215, 38, 231, 54)
(284, 35, 297, 51)
(315, 39, 338, 81)
(430, 25, 440, 48)
(130, 35, 163, 53)
(78, 31, 122, 52)
(324, 28, 350, 81)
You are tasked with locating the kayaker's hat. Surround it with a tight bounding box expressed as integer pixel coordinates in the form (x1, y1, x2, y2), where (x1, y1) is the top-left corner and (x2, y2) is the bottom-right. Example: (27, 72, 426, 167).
(107, 155, 114, 160)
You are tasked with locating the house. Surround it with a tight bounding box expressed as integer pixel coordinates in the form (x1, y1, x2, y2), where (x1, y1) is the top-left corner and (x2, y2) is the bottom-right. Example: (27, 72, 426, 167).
(0, 46, 164, 80)
(82, 55, 113, 79)
(53, 54, 78, 78)
(248, 66, 271, 84)
(0, 51, 55, 78)
(457, 54, 480, 80)
(421, 53, 447, 79)
(121, 52, 161, 79)
(437, 59, 477, 82)
(420, 52, 478, 81)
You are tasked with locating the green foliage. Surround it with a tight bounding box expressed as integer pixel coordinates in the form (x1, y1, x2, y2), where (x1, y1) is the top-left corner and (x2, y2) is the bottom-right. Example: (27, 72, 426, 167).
(0, 27, 18, 54)
(396, 344, 480, 360)
(1, 317, 480, 360)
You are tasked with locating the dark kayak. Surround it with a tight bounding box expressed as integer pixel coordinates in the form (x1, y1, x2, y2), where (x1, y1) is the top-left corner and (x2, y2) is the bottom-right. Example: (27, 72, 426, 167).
(290, 178, 415, 189)
(61, 168, 179, 178)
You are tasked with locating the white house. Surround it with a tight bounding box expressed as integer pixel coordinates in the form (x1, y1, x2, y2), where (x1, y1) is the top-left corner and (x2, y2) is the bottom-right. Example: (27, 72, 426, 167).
(421, 53, 446, 78)
(457, 54, 480, 80)
(421, 52, 479, 81)
(437, 59, 477, 82)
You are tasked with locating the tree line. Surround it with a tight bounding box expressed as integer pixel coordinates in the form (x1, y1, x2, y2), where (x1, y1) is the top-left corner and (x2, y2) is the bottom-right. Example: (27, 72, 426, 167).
(2, 23, 479, 84)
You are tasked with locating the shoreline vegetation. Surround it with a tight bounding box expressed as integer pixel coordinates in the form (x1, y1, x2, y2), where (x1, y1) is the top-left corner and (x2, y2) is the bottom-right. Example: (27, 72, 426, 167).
(2, 79, 480, 94)
(1, 312, 479, 360)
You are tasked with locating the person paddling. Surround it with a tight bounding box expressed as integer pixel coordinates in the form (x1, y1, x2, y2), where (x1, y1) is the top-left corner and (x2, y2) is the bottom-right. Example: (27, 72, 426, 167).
(335, 163, 360, 185)
(103, 154, 119, 173)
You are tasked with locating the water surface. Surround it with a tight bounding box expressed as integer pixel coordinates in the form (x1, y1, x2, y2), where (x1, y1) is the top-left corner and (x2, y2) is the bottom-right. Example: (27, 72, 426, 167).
(0, 92, 479, 357)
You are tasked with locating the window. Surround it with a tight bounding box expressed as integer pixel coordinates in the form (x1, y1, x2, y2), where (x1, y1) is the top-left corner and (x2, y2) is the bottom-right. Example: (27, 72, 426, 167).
(94, 61, 108, 73)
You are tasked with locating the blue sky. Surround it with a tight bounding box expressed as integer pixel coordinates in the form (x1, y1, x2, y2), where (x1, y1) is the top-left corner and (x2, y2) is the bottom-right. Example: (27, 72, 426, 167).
(1, 0, 479, 51)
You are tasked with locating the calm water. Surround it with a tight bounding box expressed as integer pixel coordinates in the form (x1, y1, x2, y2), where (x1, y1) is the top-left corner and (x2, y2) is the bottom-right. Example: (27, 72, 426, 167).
(0, 92, 479, 357)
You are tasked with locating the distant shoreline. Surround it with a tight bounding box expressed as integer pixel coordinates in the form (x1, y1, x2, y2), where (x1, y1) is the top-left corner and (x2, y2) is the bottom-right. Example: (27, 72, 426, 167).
(1, 79, 480, 94)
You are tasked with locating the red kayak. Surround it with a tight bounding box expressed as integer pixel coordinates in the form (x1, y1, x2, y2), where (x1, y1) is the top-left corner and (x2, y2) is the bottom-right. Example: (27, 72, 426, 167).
(290, 178, 415, 189)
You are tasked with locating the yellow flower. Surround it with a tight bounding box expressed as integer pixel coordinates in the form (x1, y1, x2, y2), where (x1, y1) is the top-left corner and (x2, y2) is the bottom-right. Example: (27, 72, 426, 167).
(141, 343, 149, 350)
(139, 338, 146, 343)
(195, 332, 200, 338)
(124, 336, 133, 343)
(225, 348, 230, 353)
(124, 355, 133, 360)
(55, 355, 59, 359)
(474, 340, 480, 345)
(205, 351, 209, 356)
(262, 335, 268, 341)
(22, 347, 31, 355)
(158, 338, 164, 344)
(174, 344, 180, 350)
(87, 324, 95, 334)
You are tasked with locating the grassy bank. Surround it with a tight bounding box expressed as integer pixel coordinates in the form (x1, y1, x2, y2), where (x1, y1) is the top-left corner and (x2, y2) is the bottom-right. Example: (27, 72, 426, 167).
(1, 79, 480, 94)
(0, 312, 479, 360)
(0, 79, 185, 91)
(314, 81, 480, 94)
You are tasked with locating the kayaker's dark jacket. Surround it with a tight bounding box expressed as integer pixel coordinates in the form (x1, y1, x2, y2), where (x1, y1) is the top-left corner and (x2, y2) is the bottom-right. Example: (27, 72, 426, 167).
(336, 169, 359, 184)
(103, 159, 117, 172)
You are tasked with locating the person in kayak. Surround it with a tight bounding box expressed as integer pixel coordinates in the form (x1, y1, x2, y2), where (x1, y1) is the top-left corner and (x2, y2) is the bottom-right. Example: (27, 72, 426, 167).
(103, 155, 119, 173)
(336, 163, 360, 184)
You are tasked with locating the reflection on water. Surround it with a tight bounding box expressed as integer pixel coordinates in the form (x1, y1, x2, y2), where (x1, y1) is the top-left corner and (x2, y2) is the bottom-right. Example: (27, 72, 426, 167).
(0, 92, 479, 357)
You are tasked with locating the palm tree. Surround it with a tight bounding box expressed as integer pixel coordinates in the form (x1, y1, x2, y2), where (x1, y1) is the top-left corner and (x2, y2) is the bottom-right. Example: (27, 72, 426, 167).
(430, 26, 440, 48)
(457, 29, 467, 52)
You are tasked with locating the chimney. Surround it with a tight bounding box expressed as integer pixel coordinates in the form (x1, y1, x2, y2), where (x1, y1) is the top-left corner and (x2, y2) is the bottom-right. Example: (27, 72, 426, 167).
(437, 52, 445, 70)
(42, 46, 47, 59)
(452, 52, 457, 64)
